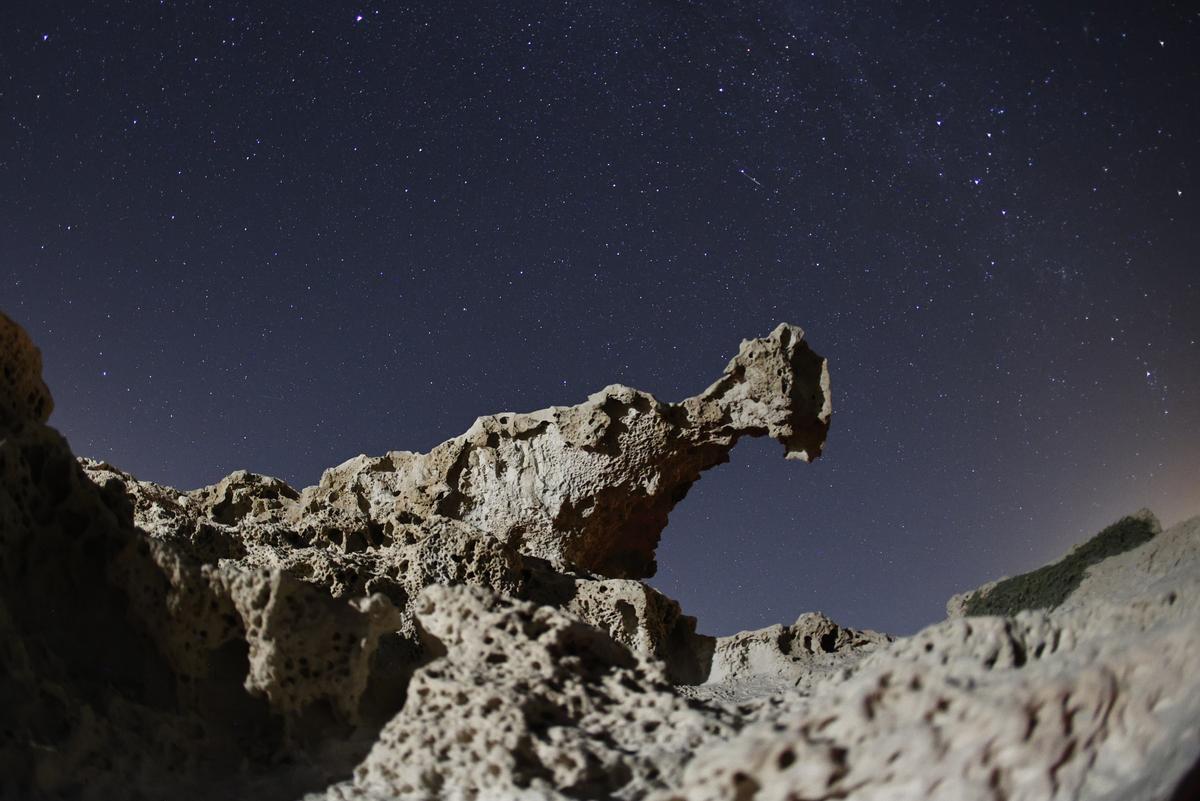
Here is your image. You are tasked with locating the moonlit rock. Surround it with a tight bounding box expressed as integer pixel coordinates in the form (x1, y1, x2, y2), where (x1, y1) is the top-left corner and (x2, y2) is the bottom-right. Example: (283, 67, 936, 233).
(291, 321, 830, 579)
(0, 310, 1197, 801)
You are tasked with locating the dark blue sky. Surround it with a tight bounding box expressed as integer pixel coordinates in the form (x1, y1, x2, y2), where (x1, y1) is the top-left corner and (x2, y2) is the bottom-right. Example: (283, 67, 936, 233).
(3, 1, 1197, 634)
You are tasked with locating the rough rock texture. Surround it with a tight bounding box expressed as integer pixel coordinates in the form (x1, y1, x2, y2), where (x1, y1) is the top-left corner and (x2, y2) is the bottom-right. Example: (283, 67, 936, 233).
(684, 613, 891, 705)
(2, 309, 1198, 801)
(268, 321, 830, 580)
(70, 321, 831, 694)
(0, 315, 834, 799)
(327, 585, 736, 801)
(655, 513, 1200, 801)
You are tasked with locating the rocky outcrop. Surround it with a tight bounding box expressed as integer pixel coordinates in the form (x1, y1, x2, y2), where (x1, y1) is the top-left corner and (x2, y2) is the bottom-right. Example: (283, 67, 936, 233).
(655, 514, 1200, 801)
(946, 509, 1161, 618)
(170, 322, 828, 581)
(75, 322, 832, 696)
(685, 613, 891, 705)
(2, 309, 1198, 801)
(0, 315, 836, 799)
(329, 585, 736, 800)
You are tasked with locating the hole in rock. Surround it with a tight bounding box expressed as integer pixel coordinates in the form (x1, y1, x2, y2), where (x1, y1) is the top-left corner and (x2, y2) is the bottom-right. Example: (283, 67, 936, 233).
(648, 437, 917, 636)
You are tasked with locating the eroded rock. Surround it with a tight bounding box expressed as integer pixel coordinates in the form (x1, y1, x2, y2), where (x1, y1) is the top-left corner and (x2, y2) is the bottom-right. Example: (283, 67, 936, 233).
(274, 322, 830, 579)
(3, 309, 1198, 801)
(653, 515, 1200, 801)
(946, 509, 1162, 618)
(688, 613, 891, 704)
(330, 585, 735, 801)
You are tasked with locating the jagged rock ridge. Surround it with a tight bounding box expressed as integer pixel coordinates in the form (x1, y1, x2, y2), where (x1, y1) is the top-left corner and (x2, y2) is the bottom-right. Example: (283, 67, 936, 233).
(1, 310, 1198, 801)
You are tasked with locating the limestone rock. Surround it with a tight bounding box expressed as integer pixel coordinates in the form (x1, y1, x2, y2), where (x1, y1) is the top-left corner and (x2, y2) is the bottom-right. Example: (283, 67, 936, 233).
(0, 319, 424, 798)
(557, 577, 712, 684)
(75, 323, 830, 699)
(688, 613, 891, 704)
(286, 322, 830, 579)
(329, 585, 736, 801)
(653, 515, 1200, 801)
(3, 308, 1198, 801)
(946, 509, 1162, 618)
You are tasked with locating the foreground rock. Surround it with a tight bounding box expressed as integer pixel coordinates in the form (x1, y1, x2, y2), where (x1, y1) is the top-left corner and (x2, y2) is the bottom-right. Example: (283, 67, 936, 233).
(2, 309, 1197, 801)
(655, 513, 1200, 801)
(332, 585, 736, 800)
(74, 321, 832, 693)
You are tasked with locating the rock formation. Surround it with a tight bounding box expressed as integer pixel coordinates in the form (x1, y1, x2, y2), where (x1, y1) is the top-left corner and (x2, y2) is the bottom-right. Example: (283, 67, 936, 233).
(1, 309, 1197, 801)
(656, 513, 1200, 801)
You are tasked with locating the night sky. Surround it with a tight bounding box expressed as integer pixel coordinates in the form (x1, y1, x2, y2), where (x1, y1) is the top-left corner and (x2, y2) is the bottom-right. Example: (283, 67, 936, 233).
(3, 2, 1198, 636)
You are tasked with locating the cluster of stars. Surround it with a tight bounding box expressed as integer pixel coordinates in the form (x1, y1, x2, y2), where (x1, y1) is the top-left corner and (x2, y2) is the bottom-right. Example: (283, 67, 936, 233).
(5, 0, 1198, 635)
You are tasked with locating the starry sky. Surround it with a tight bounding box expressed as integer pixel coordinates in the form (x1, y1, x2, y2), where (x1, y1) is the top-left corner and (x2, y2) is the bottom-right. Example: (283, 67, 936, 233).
(3, 1, 1198, 635)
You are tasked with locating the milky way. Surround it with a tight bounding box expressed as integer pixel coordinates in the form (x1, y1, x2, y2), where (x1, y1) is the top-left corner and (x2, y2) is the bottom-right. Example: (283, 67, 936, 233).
(3, 2, 1197, 633)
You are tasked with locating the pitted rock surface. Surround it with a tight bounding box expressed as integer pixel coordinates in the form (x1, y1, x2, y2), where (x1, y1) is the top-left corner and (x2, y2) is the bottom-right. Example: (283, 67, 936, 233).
(653, 515, 1200, 801)
(2, 310, 1198, 801)
(265, 322, 830, 580)
(326, 585, 736, 801)
(682, 613, 892, 705)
